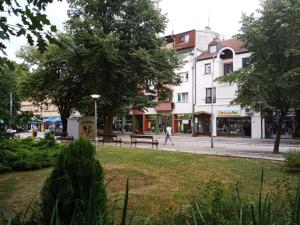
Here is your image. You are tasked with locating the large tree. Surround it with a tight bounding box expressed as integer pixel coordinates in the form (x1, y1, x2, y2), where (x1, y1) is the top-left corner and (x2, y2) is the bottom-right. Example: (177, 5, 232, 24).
(217, 0, 300, 153)
(18, 35, 93, 133)
(66, 0, 182, 134)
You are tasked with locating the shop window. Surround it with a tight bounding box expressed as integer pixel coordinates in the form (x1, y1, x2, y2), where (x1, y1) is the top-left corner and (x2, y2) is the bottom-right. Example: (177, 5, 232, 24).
(205, 63, 211, 74)
(205, 88, 216, 103)
(224, 63, 233, 75)
(177, 92, 188, 103)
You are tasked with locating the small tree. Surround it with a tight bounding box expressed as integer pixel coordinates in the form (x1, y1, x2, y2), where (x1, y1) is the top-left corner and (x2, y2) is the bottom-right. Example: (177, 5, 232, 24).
(40, 139, 106, 225)
(217, 0, 300, 153)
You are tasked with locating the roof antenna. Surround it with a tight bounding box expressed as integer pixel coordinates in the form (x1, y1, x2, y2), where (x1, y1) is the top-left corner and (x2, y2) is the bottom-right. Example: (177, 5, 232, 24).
(205, 14, 211, 31)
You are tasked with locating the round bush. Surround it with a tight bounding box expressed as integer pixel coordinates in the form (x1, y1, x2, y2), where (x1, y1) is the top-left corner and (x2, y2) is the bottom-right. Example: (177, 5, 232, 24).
(40, 139, 106, 225)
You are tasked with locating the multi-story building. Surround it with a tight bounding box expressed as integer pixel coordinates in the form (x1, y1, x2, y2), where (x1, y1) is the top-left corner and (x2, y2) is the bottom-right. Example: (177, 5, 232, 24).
(21, 101, 60, 118)
(131, 28, 218, 134)
(194, 37, 262, 138)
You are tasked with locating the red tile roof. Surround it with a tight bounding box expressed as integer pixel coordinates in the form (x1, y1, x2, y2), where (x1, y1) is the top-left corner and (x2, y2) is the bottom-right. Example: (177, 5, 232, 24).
(198, 38, 248, 61)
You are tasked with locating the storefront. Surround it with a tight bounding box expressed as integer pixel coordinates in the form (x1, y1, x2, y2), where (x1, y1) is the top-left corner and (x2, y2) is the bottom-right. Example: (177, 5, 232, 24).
(216, 109, 251, 137)
(174, 114, 192, 133)
(144, 115, 157, 133)
(264, 110, 300, 139)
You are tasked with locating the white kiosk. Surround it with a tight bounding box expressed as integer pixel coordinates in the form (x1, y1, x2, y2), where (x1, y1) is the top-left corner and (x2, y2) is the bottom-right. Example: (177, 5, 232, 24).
(67, 116, 95, 140)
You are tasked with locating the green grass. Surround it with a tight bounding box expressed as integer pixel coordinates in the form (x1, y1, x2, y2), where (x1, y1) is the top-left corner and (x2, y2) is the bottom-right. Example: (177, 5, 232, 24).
(0, 146, 298, 219)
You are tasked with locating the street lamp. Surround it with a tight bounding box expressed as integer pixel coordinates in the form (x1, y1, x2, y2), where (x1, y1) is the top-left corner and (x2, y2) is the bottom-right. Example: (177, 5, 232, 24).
(210, 52, 217, 148)
(91, 94, 100, 149)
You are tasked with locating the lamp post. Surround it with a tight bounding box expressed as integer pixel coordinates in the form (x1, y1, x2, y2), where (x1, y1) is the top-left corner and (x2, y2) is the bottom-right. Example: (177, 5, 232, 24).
(91, 94, 100, 149)
(210, 52, 217, 148)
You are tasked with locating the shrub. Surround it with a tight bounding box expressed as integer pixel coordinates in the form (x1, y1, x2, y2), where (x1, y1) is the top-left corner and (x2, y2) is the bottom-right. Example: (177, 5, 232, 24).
(40, 139, 107, 225)
(38, 133, 56, 148)
(0, 137, 63, 172)
(285, 150, 300, 170)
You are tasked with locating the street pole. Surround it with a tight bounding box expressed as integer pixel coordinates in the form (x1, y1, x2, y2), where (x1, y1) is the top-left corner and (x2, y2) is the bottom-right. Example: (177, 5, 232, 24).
(211, 53, 216, 148)
(95, 99, 97, 146)
(91, 94, 100, 151)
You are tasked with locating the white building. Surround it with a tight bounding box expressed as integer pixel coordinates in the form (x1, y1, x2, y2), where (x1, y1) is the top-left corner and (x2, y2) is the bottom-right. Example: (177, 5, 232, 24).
(194, 38, 262, 138)
(133, 28, 218, 134)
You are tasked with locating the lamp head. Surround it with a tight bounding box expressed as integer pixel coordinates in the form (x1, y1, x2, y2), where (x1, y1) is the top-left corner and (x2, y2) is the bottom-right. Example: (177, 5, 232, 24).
(90, 94, 100, 99)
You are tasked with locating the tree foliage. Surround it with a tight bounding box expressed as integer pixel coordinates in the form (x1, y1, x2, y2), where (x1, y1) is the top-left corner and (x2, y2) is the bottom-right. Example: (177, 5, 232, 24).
(0, 60, 26, 127)
(66, 0, 182, 134)
(217, 0, 300, 153)
(18, 35, 92, 133)
(0, 0, 58, 58)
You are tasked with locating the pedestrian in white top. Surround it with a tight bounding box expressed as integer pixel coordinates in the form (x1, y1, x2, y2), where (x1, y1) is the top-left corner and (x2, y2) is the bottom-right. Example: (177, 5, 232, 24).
(164, 125, 174, 145)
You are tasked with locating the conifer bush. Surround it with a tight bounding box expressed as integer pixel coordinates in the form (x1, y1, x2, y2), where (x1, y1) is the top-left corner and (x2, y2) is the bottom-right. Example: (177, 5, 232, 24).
(40, 139, 107, 225)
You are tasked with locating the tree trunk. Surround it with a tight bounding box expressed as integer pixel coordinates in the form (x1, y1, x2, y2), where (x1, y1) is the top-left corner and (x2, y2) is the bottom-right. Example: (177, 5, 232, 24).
(104, 113, 114, 135)
(60, 112, 70, 136)
(273, 112, 285, 154)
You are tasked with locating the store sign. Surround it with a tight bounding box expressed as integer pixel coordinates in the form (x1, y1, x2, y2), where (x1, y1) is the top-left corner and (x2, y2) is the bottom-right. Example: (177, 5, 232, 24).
(218, 109, 240, 117)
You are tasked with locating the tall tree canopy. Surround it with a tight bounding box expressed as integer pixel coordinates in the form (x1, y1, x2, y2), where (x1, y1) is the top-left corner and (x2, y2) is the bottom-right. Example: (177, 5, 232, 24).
(217, 0, 300, 153)
(19, 0, 182, 134)
(66, 0, 182, 134)
(18, 35, 92, 133)
(0, 61, 25, 127)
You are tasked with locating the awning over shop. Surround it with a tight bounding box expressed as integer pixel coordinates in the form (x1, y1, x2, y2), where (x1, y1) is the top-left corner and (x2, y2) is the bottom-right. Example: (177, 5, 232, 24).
(43, 117, 61, 123)
(156, 102, 172, 112)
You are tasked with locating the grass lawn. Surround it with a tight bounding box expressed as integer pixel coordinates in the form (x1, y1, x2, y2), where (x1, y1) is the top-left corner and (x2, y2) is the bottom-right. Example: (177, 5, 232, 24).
(0, 146, 299, 219)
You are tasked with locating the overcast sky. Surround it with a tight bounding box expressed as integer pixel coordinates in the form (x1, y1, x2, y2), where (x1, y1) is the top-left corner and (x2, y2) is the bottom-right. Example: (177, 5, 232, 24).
(6, 0, 261, 60)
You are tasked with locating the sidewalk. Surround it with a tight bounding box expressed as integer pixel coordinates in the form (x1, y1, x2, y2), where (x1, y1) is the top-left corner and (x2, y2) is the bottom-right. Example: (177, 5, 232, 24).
(17, 132, 300, 161)
(115, 133, 300, 161)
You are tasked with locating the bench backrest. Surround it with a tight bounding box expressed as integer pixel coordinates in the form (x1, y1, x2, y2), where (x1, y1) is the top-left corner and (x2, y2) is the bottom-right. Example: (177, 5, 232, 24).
(130, 135, 153, 139)
(98, 134, 117, 138)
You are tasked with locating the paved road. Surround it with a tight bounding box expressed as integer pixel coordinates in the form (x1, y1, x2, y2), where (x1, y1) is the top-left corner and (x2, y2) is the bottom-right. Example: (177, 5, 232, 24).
(18, 132, 300, 161)
(118, 133, 300, 161)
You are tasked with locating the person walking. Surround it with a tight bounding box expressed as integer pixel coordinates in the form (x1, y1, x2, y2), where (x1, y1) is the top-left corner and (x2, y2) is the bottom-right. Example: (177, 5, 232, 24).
(164, 125, 174, 145)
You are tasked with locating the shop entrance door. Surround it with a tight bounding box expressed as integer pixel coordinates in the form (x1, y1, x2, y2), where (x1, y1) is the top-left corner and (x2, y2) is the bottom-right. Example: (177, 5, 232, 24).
(243, 119, 251, 137)
(195, 113, 211, 136)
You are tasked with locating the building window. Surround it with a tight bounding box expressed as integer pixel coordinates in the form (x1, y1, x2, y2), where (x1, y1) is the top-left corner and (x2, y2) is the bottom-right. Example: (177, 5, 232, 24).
(205, 87, 216, 103)
(179, 72, 189, 82)
(209, 44, 217, 53)
(242, 57, 250, 67)
(179, 34, 190, 43)
(205, 63, 211, 74)
(177, 92, 188, 103)
(224, 63, 233, 75)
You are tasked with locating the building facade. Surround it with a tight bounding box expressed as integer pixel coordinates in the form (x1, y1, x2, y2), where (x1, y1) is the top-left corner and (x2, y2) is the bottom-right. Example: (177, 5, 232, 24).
(131, 28, 218, 134)
(194, 38, 262, 138)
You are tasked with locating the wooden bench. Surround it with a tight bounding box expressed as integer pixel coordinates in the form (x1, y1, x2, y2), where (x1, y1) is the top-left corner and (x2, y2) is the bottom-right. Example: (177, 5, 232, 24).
(130, 135, 159, 148)
(56, 136, 74, 143)
(98, 134, 122, 146)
